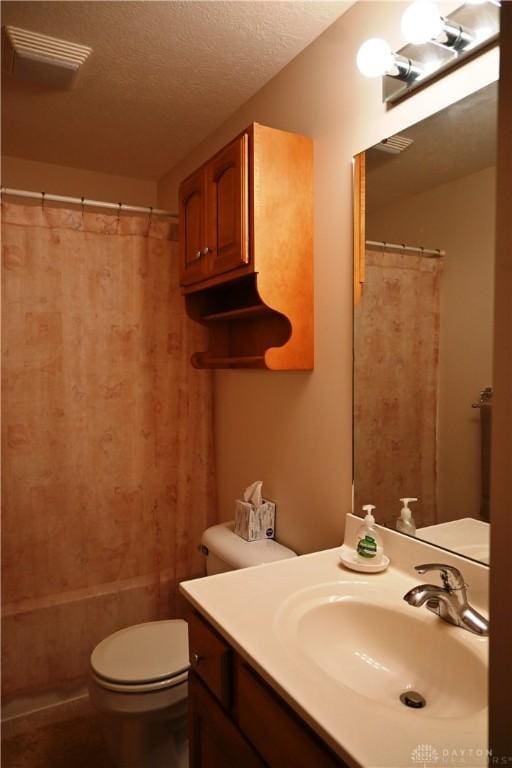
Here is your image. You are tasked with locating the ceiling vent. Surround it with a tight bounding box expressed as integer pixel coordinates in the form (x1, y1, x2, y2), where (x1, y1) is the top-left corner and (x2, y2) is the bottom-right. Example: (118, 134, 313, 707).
(2, 26, 92, 88)
(375, 134, 414, 155)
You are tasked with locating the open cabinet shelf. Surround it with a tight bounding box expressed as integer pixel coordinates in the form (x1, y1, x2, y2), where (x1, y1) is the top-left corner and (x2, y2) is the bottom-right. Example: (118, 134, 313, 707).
(192, 354, 266, 369)
(185, 275, 293, 370)
(201, 305, 272, 323)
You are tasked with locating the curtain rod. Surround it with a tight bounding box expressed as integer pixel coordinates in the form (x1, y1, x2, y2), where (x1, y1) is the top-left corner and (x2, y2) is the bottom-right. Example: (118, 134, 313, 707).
(0, 187, 178, 219)
(366, 239, 445, 258)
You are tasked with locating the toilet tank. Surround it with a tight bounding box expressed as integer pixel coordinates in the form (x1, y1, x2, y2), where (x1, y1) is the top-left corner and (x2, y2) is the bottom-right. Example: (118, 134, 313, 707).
(201, 522, 297, 575)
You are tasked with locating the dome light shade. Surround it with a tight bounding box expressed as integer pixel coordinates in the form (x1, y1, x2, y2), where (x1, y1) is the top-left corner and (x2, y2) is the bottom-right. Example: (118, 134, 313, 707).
(401, 1, 443, 44)
(356, 38, 395, 78)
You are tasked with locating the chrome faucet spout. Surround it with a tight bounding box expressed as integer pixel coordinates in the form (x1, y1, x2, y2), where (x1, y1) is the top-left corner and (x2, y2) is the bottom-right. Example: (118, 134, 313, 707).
(403, 584, 445, 607)
(403, 563, 489, 636)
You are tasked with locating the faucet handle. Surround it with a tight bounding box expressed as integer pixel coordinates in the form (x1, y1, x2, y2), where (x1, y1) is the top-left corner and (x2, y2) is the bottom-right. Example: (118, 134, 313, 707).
(415, 563, 466, 591)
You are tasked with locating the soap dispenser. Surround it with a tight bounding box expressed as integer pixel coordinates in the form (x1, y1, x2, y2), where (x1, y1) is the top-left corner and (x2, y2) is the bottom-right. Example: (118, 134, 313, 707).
(396, 498, 418, 536)
(355, 505, 383, 562)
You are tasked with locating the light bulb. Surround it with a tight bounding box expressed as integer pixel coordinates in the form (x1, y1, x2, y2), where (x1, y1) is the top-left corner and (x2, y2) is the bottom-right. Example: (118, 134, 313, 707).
(356, 38, 395, 78)
(401, 0, 443, 45)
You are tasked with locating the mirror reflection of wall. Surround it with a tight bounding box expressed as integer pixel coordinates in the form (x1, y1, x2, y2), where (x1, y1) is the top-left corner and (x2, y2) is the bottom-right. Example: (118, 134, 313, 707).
(354, 83, 497, 565)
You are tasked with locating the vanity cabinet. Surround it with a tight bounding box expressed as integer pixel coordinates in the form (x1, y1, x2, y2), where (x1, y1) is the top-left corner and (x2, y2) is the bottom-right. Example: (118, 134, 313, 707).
(189, 674, 265, 768)
(188, 611, 346, 768)
(178, 123, 314, 370)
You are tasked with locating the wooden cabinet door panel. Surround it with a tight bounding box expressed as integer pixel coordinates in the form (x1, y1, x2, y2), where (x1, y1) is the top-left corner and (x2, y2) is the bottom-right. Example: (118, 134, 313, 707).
(206, 133, 249, 279)
(180, 169, 207, 285)
(235, 659, 345, 768)
(189, 673, 265, 768)
(188, 612, 232, 709)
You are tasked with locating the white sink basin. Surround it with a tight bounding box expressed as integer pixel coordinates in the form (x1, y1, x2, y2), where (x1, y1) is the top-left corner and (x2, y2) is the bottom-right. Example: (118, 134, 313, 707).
(418, 518, 490, 564)
(275, 581, 487, 719)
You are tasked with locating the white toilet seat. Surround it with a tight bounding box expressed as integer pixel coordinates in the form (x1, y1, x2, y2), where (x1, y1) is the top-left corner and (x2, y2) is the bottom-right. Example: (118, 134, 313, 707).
(90, 618, 189, 694)
(90, 667, 189, 694)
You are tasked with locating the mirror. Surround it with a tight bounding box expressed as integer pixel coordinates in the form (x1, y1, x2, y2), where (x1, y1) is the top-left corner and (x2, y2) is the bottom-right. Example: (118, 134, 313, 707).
(353, 83, 497, 565)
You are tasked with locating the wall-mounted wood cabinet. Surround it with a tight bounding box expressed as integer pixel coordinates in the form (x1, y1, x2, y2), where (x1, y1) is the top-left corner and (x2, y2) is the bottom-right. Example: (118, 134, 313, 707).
(180, 134, 249, 287)
(179, 123, 313, 370)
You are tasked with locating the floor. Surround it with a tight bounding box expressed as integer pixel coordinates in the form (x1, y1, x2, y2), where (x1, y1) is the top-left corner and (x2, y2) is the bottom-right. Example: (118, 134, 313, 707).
(2, 708, 115, 768)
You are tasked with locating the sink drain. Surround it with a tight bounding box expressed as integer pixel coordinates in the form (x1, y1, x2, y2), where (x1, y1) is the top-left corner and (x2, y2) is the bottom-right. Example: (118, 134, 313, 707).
(400, 691, 426, 709)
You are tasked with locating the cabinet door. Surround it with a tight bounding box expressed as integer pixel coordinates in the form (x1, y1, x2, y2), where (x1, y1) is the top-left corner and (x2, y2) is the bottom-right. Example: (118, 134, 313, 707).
(188, 611, 232, 708)
(205, 133, 249, 279)
(180, 168, 207, 286)
(189, 673, 264, 768)
(235, 659, 344, 768)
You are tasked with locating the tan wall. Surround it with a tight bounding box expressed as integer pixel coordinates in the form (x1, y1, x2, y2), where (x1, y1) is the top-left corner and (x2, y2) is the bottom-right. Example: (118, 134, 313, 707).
(158, 1, 499, 554)
(367, 167, 495, 525)
(2, 156, 158, 208)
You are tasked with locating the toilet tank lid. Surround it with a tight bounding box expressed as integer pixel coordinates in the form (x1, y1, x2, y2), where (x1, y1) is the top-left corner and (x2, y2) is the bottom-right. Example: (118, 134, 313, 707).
(90, 619, 189, 685)
(201, 522, 297, 569)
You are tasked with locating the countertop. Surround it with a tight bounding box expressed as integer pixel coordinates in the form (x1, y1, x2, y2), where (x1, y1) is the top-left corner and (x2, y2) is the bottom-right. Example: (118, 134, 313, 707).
(180, 541, 488, 768)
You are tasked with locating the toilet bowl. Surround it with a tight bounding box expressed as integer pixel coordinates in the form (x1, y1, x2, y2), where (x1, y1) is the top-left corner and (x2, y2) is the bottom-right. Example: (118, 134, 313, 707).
(88, 522, 296, 767)
(88, 619, 189, 768)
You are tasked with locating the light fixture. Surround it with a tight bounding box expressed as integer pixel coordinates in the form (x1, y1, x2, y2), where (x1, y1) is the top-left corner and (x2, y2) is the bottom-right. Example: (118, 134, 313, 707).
(355, 0, 499, 104)
(401, 1, 443, 44)
(356, 38, 393, 78)
(356, 38, 422, 81)
(401, 1, 474, 51)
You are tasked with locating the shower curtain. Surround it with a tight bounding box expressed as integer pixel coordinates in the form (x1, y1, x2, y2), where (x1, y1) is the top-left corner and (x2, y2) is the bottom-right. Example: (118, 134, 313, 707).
(1, 202, 216, 706)
(354, 248, 443, 529)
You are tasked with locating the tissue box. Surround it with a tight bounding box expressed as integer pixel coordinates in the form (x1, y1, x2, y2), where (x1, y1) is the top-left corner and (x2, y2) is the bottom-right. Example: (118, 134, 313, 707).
(234, 499, 276, 541)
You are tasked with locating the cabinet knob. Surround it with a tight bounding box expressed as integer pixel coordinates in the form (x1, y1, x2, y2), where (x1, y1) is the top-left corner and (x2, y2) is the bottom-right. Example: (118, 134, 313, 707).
(193, 250, 202, 261)
(200, 246, 210, 256)
(191, 652, 203, 666)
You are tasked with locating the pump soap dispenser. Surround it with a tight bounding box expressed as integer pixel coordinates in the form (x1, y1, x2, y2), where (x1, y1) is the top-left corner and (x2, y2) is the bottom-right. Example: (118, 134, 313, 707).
(356, 505, 383, 561)
(339, 505, 390, 573)
(396, 498, 417, 536)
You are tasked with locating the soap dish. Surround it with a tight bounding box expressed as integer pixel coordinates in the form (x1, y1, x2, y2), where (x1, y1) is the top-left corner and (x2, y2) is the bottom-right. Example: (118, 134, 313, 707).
(339, 545, 390, 573)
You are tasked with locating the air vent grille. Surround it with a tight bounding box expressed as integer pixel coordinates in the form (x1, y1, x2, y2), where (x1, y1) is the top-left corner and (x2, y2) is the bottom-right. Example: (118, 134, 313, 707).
(375, 135, 414, 155)
(2, 25, 92, 88)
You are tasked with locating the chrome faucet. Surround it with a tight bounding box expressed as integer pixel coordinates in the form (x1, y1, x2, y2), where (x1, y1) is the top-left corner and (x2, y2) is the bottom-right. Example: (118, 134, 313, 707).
(403, 563, 489, 636)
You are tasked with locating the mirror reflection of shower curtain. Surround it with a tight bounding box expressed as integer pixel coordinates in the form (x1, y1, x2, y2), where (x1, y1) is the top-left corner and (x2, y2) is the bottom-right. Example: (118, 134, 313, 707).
(354, 248, 444, 528)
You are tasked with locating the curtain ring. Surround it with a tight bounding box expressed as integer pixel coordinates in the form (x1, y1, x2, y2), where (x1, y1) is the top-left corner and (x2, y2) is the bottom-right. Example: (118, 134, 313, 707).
(117, 203, 122, 222)
(41, 191, 46, 210)
(146, 206, 153, 237)
(81, 196, 85, 218)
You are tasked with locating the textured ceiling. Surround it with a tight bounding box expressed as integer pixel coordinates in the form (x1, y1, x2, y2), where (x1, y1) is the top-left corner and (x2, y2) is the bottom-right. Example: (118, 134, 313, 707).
(366, 82, 497, 213)
(1, 0, 352, 179)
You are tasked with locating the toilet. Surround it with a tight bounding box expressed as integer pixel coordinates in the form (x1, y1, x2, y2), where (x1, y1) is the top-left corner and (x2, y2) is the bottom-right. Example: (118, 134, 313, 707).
(88, 521, 296, 768)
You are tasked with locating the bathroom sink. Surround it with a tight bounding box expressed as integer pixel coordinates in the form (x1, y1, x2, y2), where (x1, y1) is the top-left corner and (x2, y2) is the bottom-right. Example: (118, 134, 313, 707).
(275, 581, 487, 719)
